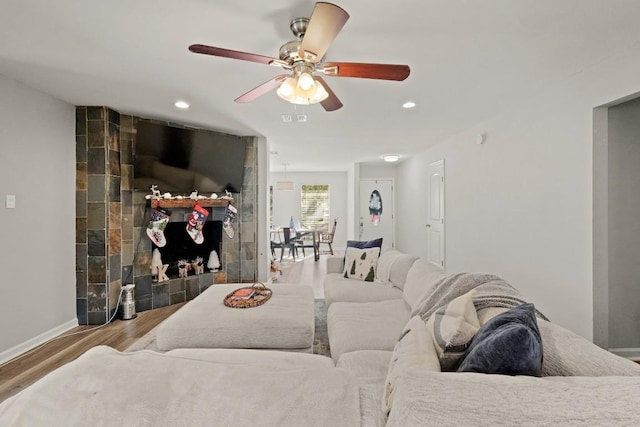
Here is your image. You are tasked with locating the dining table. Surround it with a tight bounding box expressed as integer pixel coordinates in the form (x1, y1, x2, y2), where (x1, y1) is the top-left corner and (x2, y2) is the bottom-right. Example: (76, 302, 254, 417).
(270, 227, 325, 261)
(293, 228, 322, 261)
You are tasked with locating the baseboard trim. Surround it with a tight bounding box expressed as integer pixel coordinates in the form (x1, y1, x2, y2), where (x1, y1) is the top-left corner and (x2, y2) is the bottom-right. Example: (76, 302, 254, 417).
(0, 318, 78, 365)
(609, 347, 640, 360)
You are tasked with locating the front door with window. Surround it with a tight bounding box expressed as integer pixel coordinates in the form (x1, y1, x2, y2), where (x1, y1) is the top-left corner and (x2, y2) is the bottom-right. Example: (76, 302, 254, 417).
(359, 179, 394, 251)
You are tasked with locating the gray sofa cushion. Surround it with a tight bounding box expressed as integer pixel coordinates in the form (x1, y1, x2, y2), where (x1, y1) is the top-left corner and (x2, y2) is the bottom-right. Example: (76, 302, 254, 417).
(166, 348, 334, 369)
(324, 273, 403, 308)
(386, 371, 640, 427)
(327, 299, 410, 362)
(375, 249, 404, 284)
(402, 259, 446, 309)
(389, 254, 419, 290)
(538, 319, 640, 377)
(337, 350, 393, 427)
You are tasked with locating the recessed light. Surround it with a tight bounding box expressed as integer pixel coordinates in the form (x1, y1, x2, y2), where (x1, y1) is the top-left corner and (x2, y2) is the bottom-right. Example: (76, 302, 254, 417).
(174, 100, 190, 109)
(402, 101, 416, 109)
(383, 154, 400, 162)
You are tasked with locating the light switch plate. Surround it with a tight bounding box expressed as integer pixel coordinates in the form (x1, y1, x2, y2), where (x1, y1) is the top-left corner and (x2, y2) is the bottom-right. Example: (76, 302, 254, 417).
(6, 194, 16, 209)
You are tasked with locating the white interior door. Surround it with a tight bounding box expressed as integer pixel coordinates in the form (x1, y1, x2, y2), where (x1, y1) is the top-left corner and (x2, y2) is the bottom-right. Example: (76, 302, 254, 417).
(427, 160, 445, 267)
(359, 179, 394, 251)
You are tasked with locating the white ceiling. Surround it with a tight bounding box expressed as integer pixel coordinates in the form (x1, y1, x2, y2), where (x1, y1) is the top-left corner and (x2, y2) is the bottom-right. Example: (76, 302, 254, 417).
(1, 0, 639, 172)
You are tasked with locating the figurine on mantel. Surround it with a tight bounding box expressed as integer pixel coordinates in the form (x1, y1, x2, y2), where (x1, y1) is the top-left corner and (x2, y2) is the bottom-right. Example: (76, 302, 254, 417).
(144, 186, 227, 203)
(178, 259, 191, 278)
(151, 248, 169, 282)
(207, 250, 220, 272)
(147, 185, 162, 200)
(191, 256, 204, 275)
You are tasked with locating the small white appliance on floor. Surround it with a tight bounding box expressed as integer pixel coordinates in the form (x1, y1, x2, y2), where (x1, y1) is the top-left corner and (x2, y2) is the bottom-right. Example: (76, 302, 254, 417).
(121, 284, 137, 320)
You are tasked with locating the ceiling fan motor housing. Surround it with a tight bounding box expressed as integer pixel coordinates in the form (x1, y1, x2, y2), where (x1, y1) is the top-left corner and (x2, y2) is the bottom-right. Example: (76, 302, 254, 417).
(290, 17, 309, 39)
(279, 40, 302, 62)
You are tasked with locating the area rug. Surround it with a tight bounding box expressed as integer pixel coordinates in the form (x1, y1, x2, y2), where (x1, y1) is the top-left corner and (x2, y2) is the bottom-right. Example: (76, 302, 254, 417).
(125, 299, 331, 357)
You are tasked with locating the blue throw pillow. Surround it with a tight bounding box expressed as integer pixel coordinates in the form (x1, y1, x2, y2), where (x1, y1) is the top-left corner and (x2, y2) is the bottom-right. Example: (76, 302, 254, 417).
(456, 303, 543, 376)
(346, 238, 383, 250)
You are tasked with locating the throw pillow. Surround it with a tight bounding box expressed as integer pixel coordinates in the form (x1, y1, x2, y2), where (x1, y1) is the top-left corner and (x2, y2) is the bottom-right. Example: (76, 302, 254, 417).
(456, 303, 543, 376)
(343, 246, 381, 282)
(346, 237, 383, 250)
(375, 249, 403, 284)
(382, 315, 441, 415)
(426, 289, 480, 371)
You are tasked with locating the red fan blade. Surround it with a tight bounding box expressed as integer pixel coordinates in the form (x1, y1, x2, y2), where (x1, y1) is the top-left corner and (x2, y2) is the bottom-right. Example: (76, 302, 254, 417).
(234, 75, 288, 103)
(315, 76, 343, 111)
(189, 44, 279, 66)
(298, 2, 349, 63)
(322, 62, 410, 81)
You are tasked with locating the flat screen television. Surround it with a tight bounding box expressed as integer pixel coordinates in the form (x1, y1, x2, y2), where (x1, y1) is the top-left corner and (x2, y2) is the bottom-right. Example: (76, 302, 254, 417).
(134, 120, 247, 194)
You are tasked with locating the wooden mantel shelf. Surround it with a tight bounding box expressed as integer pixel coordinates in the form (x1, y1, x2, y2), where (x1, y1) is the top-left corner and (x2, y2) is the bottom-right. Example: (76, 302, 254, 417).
(150, 198, 233, 209)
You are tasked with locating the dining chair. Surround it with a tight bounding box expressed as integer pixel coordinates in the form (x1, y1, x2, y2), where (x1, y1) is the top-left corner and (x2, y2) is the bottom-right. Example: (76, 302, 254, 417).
(269, 229, 283, 258)
(317, 218, 338, 255)
(272, 227, 300, 261)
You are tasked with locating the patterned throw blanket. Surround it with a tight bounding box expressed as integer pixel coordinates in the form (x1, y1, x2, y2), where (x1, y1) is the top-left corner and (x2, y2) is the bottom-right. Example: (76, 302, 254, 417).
(411, 272, 548, 322)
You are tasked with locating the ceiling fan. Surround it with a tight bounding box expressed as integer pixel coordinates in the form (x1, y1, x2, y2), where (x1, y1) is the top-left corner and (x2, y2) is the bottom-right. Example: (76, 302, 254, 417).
(188, 2, 410, 112)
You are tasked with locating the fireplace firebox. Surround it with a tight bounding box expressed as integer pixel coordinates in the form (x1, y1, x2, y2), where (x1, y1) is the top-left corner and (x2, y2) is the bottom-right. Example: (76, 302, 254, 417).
(154, 221, 223, 279)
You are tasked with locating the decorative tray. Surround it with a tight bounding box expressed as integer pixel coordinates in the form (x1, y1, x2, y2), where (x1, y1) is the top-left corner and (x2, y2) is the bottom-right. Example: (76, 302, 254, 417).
(223, 283, 272, 309)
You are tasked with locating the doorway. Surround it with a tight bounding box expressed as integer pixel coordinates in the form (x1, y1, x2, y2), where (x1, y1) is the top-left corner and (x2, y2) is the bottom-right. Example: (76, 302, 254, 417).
(359, 179, 394, 251)
(427, 160, 445, 268)
(593, 95, 640, 358)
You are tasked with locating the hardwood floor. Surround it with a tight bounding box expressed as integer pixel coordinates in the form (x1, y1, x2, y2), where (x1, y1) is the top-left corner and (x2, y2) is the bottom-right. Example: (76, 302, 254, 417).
(0, 254, 334, 404)
(277, 249, 341, 298)
(0, 302, 184, 403)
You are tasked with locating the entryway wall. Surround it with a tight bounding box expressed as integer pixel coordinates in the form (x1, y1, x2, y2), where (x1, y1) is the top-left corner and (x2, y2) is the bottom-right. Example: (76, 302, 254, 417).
(593, 95, 640, 357)
(269, 171, 349, 249)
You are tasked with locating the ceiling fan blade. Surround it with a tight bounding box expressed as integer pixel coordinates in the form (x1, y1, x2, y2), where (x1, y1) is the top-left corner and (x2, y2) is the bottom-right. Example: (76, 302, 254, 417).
(189, 44, 280, 66)
(298, 2, 349, 63)
(321, 62, 410, 81)
(234, 74, 288, 103)
(315, 77, 343, 111)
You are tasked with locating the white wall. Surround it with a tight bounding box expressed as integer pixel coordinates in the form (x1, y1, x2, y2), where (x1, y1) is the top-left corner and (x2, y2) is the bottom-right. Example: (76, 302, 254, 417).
(395, 41, 640, 340)
(0, 74, 76, 360)
(359, 163, 398, 181)
(270, 171, 348, 248)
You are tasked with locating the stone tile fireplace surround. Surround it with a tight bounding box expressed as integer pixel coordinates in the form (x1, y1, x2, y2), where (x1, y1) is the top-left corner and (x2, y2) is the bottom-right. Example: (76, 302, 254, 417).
(75, 107, 258, 324)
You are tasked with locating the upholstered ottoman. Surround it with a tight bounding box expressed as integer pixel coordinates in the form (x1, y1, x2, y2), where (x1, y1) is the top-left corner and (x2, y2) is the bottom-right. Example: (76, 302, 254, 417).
(156, 283, 315, 352)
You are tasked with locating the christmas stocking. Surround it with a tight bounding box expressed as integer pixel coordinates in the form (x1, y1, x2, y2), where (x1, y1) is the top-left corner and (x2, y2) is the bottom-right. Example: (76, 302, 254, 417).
(186, 204, 209, 244)
(146, 207, 171, 247)
(223, 204, 237, 238)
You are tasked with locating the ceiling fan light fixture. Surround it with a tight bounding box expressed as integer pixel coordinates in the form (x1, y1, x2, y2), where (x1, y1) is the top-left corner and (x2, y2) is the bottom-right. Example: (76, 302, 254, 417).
(297, 72, 314, 90)
(310, 78, 329, 102)
(276, 77, 297, 98)
(277, 74, 328, 105)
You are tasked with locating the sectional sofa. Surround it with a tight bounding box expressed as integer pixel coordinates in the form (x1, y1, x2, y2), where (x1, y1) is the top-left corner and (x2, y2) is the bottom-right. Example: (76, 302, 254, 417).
(324, 247, 640, 426)
(3, 248, 640, 426)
